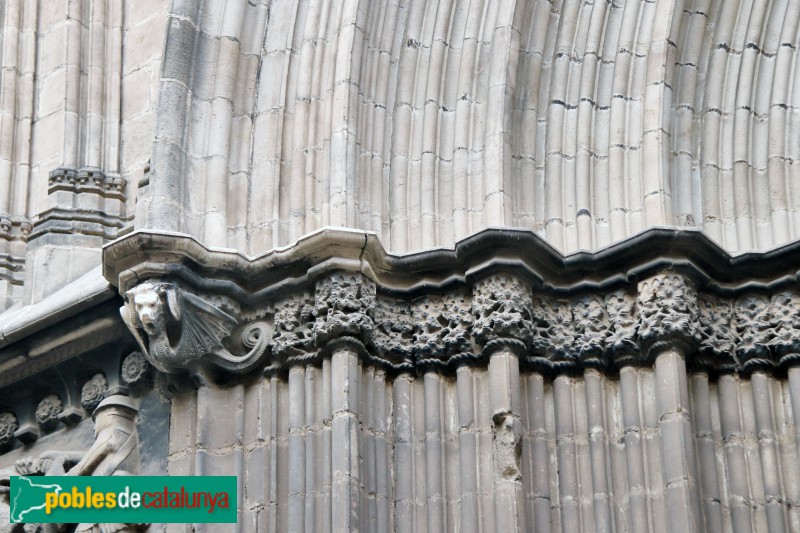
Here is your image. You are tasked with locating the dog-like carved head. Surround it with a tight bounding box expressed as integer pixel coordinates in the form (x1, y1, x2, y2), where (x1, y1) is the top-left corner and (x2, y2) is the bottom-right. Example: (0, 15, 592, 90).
(123, 281, 180, 337)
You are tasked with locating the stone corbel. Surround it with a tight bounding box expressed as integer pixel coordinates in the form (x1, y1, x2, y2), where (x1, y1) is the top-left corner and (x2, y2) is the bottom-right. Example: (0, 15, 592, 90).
(120, 280, 271, 382)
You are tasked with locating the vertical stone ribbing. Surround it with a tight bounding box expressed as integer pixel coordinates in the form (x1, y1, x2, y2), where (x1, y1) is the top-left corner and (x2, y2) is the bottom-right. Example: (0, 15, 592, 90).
(689, 373, 724, 533)
(522, 372, 552, 533)
(489, 351, 526, 532)
(456, 366, 480, 533)
(287, 366, 306, 532)
(619, 367, 652, 532)
(423, 372, 445, 531)
(553, 375, 582, 532)
(584, 369, 614, 533)
(751, 372, 787, 533)
(393, 373, 416, 533)
(718, 374, 754, 533)
(638, 272, 703, 533)
(330, 348, 361, 533)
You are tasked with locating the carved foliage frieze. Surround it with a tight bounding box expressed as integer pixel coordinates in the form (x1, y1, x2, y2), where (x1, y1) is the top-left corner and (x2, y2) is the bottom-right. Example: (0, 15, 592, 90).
(696, 295, 736, 372)
(605, 290, 639, 367)
(114, 269, 800, 379)
(735, 294, 773, 371)
(413, 292, 474, 368)
(529, 295, 576, 372)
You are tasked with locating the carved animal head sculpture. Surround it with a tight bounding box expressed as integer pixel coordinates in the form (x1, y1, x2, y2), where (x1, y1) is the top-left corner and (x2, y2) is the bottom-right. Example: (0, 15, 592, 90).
(124, 282, 178, 335)
(120, 280, 271, 378)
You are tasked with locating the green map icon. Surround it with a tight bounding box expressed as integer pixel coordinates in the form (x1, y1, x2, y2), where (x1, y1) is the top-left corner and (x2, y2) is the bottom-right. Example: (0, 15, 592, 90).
(10, 476, 63, 523)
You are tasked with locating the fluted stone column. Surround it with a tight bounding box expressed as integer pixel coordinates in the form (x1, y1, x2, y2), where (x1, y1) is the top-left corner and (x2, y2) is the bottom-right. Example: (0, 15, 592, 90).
(574, 295, 613, 533)
(313, 273, 376, 533)
(638, 272, 703, 533)
(472, 274, 533, 532)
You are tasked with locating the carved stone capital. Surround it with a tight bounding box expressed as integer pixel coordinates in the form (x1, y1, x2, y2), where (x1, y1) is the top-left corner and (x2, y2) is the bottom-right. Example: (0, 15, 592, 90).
(273, 296, 315, 363)
(471, 274, 535, 350)
(528, 295, 576, 372)
(605, 290, 639, 367)
(696, 295, 736, 372)
(637, 272, 700, 358)
(769, 290, 800, 367)
(370, 297, 414, 369)
(413, 292, 474, 369)
(121, 280, 271, 379)
(573, 295, 608, 368)
(313, 273, 375, 348)
(735, 294, 773, 372)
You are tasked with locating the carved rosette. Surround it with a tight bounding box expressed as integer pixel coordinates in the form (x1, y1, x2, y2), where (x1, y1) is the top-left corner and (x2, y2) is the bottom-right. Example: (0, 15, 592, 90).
(413, 292, 474, 369)
(735, 294, 773, 372)
(313, 272, 376, 353)
(121, 351, 155, 395)
(35, 395, 63, 431)
(637, 273, 700, 359)
(529, 295, 576, 372)
(370, 297, 414, 371)
(471, 274, 534, 356)
(605, 290, 639, 367)
(769, 291, 800, 367)
(81, 374, 108, 412)
(696, 295, 737, 373)
(273, 296, 316, 364)
(0, 412, 18, 449)
(573, 296, 608, 369)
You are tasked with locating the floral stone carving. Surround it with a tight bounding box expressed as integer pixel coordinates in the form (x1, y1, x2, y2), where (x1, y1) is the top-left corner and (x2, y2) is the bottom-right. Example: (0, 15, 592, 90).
(735, 294, 773, 371)
(696, 295, 736, 372)
(413, 292, 474, 368)
(637, 272, 700, 358)
(120, 352, 155, 395)
(573, 295, 608, 368)
(0, 412, 18, 449)
(35, 395, 63, 431)
(472, 274, 535, 357)
(769, 291, 800, 367)
(81, 374, 108, 412)
(313, 273, 375, 349)
(605, 290, 639, 367)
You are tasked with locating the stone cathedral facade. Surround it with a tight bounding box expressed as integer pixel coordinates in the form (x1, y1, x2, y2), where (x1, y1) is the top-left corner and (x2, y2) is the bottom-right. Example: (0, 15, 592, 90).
(1, 0, 800, 531)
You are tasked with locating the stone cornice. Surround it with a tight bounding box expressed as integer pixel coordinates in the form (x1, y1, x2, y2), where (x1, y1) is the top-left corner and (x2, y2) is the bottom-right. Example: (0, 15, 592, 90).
(104, 227, 800, 298)
(106, 227, 800, 380)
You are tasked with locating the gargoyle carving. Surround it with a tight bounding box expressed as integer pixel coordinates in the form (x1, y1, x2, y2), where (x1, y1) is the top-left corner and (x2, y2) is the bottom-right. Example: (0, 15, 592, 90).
(121, 281, 271, 377)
